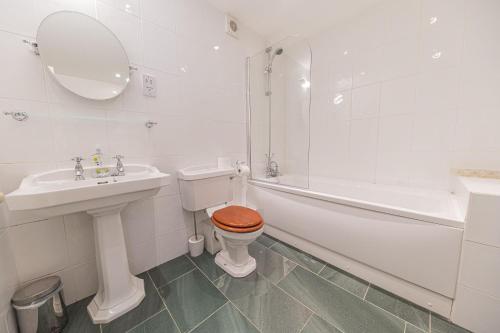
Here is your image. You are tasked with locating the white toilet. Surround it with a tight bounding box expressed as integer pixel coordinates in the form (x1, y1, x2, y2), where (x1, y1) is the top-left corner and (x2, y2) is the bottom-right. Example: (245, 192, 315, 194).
(178, 161, 263, 278)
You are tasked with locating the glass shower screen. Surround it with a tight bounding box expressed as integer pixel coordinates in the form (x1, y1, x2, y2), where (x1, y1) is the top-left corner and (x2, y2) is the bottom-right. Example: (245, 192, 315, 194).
(247, 38, 311, 188)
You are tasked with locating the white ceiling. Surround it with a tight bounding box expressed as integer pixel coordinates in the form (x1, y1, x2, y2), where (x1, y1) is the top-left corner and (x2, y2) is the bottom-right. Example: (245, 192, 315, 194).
(206, 0, 384, 41)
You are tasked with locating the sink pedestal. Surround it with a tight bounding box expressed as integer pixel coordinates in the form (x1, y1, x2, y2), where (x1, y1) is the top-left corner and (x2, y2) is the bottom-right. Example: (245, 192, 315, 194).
(86, 204, 145, 324)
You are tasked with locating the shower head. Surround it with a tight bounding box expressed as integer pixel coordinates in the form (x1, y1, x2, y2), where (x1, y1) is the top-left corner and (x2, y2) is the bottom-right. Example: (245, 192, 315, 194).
(270, 47, 283, 63)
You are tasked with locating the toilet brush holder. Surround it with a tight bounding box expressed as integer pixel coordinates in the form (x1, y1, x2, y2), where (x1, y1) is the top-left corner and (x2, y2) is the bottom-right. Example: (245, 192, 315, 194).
(188, 235, 204, 257)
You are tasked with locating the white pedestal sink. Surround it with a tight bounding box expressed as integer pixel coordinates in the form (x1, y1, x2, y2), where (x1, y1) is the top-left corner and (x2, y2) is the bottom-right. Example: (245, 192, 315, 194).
(5, 164, 170, 324)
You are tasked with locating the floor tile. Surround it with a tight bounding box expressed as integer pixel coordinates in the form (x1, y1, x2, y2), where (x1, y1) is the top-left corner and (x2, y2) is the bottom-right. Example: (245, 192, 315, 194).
(189, 251, 225, 281)
(270, 242, 325, 273)
(102, 273, 165, 333)
(248, 241, 297, 284)
(63, 296, 100, 333)
(365, 285, 429, 331)
(256, 234, 278, 248)
(190, 303, 259, 333)
(431, 315, 471, 333)
(278, 266, 405, 333)
(215, 271, 312, 333)
(301, 315, 342, 333)
(128, 310, 180, 333)
(159, 269, 227, 333)
(319, 264, 369, 298)
(148, 256, 195, 288)
(405, 323, 426, 333)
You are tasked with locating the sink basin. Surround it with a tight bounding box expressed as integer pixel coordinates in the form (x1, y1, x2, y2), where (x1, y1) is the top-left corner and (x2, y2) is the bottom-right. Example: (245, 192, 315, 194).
(6, 164, 169, 216)
(5, 164, 170, 324)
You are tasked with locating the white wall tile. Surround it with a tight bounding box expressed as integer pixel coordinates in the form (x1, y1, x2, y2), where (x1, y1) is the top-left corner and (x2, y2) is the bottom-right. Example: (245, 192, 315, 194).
(156, 228, 188, 265)
(9, 218, 69, 282)
(0, 99, 54, 163)
(96, 1, 143, 65)
(127, 239, 157, 275)
(140, 0, 176, 32)
(378, 115, 412, 152)
(0, 0, 37, 37)
(412, 109, 457, 152)
(452, 284, 500, 333)
(351, 84, 380, 119)
(0, 230, 18, 313)
(459, 241, 500, 299)
(122, 198, 155, 245)
(142, 21, 177, 74)
(416, 68, 459, 114)
(380, 76, 417, 116)
(107, 110, 152, 158)
(63, 213, 94, 266)
(154, 194, 190, 237)
(465, 193, 500, 247)
(51, 105, 108, 160)
(0, 31, 46, 101)
(99, 0, 140, 17)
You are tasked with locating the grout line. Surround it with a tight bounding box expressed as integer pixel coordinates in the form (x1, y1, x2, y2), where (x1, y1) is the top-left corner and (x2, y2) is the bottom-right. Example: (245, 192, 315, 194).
(161, 266, 197, 287)
(185, 254, 262, 333)
(317, 264, 326, 275)
(186, 301, 229, 333)
(124, 309, 167, 333)
(404, 321, 407, 333)
(274, 279, 347, 333)
(298, 313, 313, 333)
(147, 271, 183, 333)
(266, 244, 369, 301)
(268, 249, 409, 333)
(363, 283, 371, 300)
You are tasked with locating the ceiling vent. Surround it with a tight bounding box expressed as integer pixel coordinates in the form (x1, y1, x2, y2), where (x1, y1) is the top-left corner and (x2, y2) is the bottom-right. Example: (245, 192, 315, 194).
(225, 15, 239, 39)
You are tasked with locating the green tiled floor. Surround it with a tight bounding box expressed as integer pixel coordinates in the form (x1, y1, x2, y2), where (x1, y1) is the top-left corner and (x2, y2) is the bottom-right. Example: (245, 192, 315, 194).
(63, 233, 471, 333)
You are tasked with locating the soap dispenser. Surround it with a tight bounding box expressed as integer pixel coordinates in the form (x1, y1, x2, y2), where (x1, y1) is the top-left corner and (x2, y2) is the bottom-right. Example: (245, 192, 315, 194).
(92, 148, 110, 178)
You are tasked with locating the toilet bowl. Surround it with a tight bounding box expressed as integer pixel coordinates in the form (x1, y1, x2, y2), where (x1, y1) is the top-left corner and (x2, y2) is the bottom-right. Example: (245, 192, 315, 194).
(211, 205, 264, 277)
(177, 159, 261, 278)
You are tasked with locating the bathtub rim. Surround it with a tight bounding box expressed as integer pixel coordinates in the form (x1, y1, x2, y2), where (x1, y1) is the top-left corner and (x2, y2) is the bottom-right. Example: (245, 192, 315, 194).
(249, 179, 464, 229)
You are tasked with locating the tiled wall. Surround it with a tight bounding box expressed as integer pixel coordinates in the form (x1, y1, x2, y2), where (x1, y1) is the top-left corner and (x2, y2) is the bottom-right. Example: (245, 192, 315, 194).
(0, 0, 263, 328)
(309, 0, 500, 190)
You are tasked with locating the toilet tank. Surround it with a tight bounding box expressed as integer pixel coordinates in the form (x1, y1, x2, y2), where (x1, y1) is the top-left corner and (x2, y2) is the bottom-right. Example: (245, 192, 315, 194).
(178, 165, 236, 211)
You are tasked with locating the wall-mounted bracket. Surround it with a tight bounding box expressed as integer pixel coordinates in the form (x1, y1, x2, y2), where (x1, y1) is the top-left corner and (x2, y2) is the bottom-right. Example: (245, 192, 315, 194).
(22, 39, 39, 55)
(129, 65, 138, 76)
(3, 111, 29, 122)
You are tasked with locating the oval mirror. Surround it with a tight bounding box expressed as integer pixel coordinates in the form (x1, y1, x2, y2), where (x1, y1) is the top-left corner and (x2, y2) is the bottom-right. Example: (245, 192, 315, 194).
(36, 11, 130, 100)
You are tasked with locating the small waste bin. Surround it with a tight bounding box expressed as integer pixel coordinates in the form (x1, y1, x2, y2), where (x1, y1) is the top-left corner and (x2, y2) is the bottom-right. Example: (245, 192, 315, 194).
(11, 276, 68, 333)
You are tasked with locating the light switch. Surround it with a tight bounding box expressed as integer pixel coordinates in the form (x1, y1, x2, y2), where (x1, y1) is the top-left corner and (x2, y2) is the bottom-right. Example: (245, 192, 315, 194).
(142, 74, 157, 97)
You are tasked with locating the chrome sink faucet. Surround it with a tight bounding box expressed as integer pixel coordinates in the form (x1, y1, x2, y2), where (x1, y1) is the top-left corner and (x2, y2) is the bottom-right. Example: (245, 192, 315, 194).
(72, 157, 85, 181)
(112, 155, 125, 176)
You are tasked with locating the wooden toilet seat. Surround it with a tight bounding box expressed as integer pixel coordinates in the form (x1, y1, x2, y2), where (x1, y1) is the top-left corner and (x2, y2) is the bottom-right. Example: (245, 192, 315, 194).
(211, 205, 264, 233)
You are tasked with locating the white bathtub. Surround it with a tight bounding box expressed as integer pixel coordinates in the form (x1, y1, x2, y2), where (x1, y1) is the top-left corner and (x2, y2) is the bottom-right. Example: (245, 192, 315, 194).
(247, 177, 466, 317)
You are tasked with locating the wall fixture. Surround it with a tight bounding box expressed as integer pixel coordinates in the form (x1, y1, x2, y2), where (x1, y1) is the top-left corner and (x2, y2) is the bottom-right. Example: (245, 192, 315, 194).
(3, 111, 29, 122)
(28, 11, 132, 100)
(145, 121, 158, 128)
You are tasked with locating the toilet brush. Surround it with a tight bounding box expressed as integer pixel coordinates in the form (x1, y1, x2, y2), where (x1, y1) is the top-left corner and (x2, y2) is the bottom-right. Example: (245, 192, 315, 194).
(188, 211, 204, 257)
(193, 211, 198, 240)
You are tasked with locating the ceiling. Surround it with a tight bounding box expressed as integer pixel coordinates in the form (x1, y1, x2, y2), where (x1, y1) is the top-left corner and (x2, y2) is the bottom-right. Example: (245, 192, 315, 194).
(206, 0, 384, 41)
